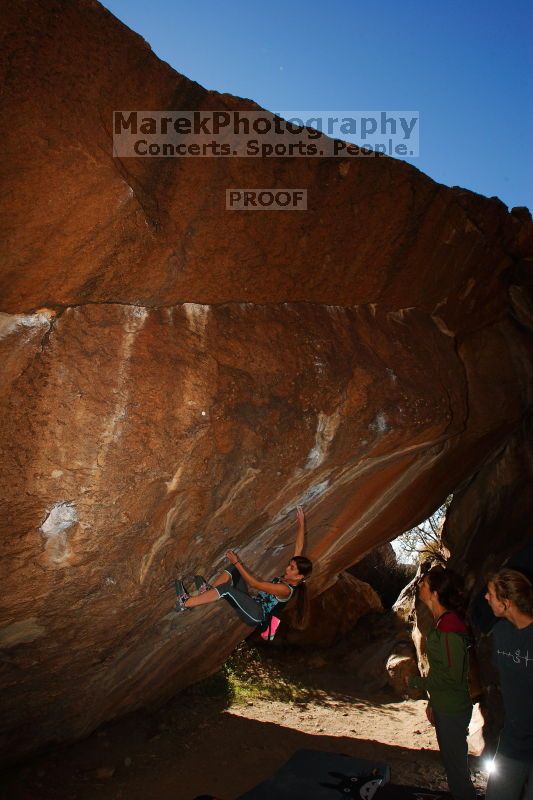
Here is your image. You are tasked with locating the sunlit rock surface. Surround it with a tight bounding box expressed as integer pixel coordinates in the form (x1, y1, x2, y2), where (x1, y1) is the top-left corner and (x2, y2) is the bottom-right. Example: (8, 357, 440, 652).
(0, 0, 532, 763)
(445, 421, 533, 581)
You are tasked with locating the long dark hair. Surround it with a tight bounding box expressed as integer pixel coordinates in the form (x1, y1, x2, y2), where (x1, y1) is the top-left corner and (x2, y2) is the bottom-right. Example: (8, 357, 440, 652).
(289, 556, 313, 630)
(425, 565, 467, 617)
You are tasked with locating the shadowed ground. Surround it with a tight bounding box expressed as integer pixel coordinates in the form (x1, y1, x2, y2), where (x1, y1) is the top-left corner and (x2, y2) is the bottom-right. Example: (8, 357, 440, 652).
(0, 643, 487, 800)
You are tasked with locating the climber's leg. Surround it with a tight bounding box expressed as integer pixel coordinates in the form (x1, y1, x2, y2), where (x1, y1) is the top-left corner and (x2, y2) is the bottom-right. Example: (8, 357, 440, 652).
(209, 571, 231, 588)
(184, 588, 220, 607)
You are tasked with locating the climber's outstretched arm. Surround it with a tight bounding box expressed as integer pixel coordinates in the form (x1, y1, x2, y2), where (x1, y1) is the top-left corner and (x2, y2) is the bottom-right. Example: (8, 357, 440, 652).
(226, 551, 290, 599)
(293, 505, 306, 557)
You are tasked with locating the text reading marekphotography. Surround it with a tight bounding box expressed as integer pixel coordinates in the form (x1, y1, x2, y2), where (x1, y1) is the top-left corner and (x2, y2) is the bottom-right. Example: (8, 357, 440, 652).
(113, 110, 419, 158)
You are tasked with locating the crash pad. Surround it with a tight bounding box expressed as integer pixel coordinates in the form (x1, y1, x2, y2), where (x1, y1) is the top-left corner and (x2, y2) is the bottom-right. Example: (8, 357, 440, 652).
(236, 749, 390, 799)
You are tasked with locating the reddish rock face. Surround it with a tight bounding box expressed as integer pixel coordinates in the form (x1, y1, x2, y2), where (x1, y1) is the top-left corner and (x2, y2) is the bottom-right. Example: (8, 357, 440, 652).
(445, 423, 533, 582)
(0, 0, 532, 764)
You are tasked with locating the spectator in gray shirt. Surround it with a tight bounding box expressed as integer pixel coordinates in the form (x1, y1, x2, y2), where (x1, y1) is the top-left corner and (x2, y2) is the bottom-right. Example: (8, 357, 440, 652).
(485, 568, 533, 800)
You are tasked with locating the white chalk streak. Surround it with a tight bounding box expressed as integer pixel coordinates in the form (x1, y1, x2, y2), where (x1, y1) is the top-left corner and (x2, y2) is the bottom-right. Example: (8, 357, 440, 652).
(305, 410, 340, 469)
(0, 311, 51, 341)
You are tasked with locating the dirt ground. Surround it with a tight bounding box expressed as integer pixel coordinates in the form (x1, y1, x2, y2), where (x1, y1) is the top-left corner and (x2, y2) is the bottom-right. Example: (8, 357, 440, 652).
(0, 642, 488, 800)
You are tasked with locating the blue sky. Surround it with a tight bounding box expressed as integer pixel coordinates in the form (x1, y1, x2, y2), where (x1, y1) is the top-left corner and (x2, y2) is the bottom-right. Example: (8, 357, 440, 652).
(102, 0, 532, 210)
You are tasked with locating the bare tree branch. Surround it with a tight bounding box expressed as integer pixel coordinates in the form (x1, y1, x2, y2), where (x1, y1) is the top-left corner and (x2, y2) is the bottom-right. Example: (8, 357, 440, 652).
(393, 497, 452, 564)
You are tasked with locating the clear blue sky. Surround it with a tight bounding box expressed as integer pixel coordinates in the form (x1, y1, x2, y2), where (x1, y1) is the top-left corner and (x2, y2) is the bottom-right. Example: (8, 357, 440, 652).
(102, 0, 532, 210)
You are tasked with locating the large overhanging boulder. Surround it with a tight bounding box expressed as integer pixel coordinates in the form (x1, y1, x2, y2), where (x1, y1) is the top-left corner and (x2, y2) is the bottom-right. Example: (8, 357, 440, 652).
(0, 0, 531, 764)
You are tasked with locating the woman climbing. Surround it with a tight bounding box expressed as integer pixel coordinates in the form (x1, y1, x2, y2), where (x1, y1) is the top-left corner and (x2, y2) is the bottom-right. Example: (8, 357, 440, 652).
(407, 566, 476, 800)
(174, 506, 313, 632)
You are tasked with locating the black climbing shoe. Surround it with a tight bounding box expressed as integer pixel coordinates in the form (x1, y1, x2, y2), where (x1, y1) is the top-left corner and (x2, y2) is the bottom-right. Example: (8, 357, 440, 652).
(193, 575, 212, 594)
(174, 579, 187, 597)
(175, 596, 190, 613)
(174, 579, 190, 612)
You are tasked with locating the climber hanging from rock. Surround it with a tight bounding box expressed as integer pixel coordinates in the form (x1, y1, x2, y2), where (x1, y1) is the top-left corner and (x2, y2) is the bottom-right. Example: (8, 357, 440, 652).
(174, 506, 313, 637)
